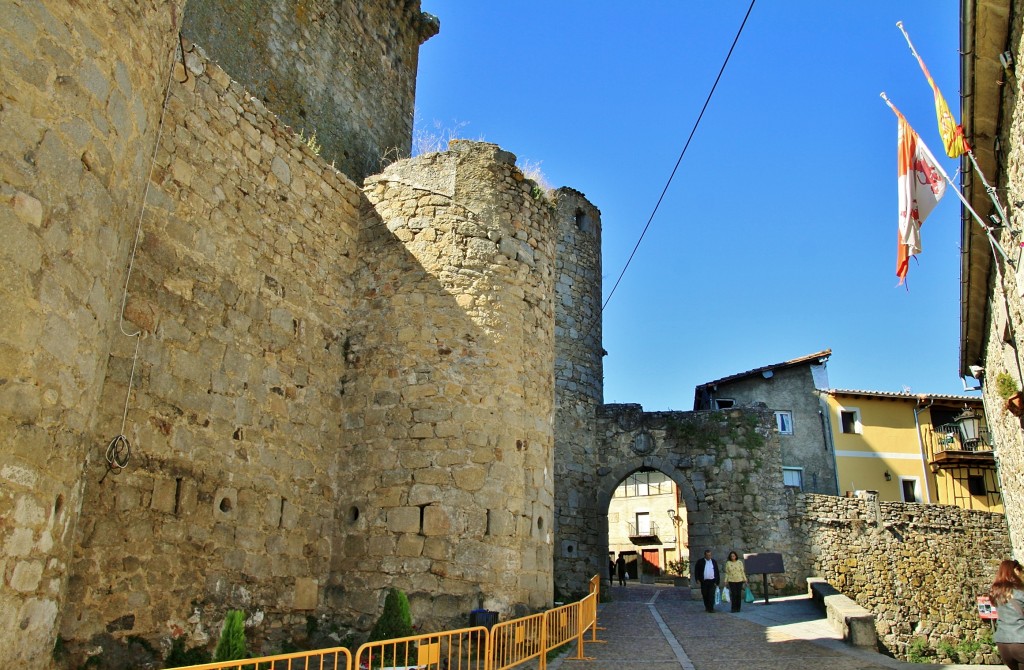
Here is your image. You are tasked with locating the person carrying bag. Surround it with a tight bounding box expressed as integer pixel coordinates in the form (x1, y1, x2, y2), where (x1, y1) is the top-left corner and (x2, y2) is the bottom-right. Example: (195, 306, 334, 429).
(724, 550, 748, 613)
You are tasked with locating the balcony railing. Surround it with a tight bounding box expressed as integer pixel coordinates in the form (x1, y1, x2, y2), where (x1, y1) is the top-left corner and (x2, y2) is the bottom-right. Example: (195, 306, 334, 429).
(928, 423, 992, 454)
(627, 521, 660, 538)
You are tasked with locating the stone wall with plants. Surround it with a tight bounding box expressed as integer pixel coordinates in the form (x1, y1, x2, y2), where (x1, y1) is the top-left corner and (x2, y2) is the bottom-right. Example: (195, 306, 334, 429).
(791, 493, 1010, 663)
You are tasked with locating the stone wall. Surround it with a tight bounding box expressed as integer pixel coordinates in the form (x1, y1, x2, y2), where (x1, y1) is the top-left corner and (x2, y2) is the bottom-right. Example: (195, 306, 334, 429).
(976, 0, 1024, 561)
(182, 0, 438, 183)
(792, 493, 1011, 661)
(0, 2, 186, 665)
(63, 39, 364, 655)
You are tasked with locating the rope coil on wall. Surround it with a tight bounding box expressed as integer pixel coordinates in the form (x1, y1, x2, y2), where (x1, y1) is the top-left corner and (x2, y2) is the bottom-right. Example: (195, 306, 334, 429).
(100, 33, 184, 483)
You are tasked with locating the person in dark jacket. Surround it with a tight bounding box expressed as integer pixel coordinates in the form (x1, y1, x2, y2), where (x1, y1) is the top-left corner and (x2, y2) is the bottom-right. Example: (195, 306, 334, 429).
(694, 549, 720, 612)
(615, 554, 627, 587)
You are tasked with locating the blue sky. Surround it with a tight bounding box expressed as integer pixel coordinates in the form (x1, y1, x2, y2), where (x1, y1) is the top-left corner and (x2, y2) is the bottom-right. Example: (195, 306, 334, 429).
(414, 2, 973, 410)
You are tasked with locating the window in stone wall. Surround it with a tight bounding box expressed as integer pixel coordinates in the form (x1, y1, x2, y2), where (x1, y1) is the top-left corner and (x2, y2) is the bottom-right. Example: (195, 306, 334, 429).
(775, 411, 794, 434)
(714, 398, 735, 409)
(782, 467, 803, 489)
(840, 409, 861, 434)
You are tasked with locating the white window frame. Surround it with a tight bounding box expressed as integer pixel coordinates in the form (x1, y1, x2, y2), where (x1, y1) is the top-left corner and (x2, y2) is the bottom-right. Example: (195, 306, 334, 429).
(782, 467, 803, 489)
(839, 407, 862, 434)
(899, 476, 922, 503)
(774, 410, 794, 435)
(714, 398, 735, 409)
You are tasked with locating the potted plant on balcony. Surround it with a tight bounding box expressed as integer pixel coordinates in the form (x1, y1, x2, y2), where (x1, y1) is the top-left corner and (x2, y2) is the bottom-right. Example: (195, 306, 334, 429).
(666, 559, 690, 587)
(995, 372, 1024, 417)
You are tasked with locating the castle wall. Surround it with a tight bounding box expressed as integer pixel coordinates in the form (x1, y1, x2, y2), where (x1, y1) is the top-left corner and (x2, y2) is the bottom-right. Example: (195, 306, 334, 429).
(352, 141, 556, 625)
(550, 188, 604, 598)
(181, 0, 438, 183)
(61, 41, 364, 654)
(0, 2, 186, 665)
(791, 493, 1010, 662)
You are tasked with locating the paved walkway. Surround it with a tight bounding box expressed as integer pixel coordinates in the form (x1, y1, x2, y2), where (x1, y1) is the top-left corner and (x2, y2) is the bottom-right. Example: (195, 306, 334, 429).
(550, 583, 995, 670)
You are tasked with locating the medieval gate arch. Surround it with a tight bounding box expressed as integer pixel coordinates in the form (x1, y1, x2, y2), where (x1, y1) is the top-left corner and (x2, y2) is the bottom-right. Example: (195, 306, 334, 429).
(553, 403, 792, 597)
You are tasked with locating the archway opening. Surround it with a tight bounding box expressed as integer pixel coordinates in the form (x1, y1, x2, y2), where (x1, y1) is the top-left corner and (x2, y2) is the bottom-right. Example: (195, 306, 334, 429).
(606, 467, 690, 585)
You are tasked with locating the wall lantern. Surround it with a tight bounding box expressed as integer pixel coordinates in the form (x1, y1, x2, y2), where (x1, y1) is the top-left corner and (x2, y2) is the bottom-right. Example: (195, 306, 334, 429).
(883, 471, 892, 481)
(955, 407, 982, 449)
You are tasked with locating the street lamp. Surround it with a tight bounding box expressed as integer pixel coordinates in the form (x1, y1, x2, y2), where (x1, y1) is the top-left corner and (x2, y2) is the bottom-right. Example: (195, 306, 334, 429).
(955, 407, 982, 450)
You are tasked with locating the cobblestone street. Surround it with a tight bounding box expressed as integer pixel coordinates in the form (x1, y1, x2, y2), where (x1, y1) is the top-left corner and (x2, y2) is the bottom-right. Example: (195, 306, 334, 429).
(550, 584, 994, 670)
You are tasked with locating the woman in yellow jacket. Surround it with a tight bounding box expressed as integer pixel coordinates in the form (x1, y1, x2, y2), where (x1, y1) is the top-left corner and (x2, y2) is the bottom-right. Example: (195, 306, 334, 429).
(724, 551, 747, 613)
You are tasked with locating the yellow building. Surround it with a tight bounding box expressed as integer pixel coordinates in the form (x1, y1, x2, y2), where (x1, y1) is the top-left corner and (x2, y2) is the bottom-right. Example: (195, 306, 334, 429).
(826, 390, 1002, 513)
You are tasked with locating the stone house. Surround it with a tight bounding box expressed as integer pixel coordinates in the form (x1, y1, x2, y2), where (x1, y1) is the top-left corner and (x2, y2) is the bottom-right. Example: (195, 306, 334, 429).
(692, 349, 839, 495)
(826, 390, 1002, 511)
(959, 0, 1024, 557)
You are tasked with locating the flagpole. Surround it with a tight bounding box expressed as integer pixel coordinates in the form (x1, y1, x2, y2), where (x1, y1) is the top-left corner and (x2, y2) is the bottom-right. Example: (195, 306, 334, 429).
(896, 21, 1012, 235)
(880, 92, 1012, 264)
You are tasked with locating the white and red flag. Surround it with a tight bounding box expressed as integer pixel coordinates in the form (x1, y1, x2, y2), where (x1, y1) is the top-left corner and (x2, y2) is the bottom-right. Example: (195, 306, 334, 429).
(896, 111, 946, 284)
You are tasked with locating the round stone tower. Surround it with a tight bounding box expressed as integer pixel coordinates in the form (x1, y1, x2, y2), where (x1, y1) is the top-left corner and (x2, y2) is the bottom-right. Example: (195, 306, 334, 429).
(344, 141, 556, 628)
(550, 188, 604, 597)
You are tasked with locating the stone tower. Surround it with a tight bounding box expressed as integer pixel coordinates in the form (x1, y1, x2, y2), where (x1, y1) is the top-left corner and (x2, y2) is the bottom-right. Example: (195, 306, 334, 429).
(182, 0, 439, 182)
(550, 188, 604, 597)
(351, 141, 558, 623)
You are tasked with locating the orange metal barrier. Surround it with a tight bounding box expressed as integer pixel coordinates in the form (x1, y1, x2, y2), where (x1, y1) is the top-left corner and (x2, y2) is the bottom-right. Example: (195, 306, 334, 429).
(179, 577, 604, 670)
(173, 646, 352, 670)
(355, 627, 489, 670)
(490, 611, 544, 670)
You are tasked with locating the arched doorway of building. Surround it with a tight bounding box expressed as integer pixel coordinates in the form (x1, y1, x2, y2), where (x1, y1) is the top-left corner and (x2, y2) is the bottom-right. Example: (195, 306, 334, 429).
(606, 467, 690, 584)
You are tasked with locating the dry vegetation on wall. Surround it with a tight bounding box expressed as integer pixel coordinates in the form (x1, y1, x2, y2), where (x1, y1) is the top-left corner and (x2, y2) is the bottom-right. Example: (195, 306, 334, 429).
(382, 118, 553, 194)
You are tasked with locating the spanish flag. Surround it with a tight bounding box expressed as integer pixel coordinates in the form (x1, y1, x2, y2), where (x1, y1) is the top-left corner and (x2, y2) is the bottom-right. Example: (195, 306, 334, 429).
(898, 22, 970, 158)
(896, 111, 947, 284)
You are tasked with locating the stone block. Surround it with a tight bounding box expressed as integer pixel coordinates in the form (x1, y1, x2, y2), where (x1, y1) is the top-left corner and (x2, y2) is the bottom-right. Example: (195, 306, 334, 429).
(151, 478, 176, 514)
(388, 507, 420, 534)
(293, 578, 318, 610)
(422, 506, 450, 536)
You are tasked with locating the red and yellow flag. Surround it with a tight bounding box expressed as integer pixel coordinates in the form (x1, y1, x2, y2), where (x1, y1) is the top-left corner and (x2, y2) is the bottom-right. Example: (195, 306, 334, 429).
(899, 22, 970, 158)
(896, 112, 947, 284)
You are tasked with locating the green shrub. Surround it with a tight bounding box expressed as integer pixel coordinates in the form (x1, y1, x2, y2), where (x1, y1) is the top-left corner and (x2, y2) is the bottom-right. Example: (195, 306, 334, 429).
(996, 372, 1019, 400)
(213, 610, 248, 662)
(906, 636, 933, 663)
(367, 589, 415, 667)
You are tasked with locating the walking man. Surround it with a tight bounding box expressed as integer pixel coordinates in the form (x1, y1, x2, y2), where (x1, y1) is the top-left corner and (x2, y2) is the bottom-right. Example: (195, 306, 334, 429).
(694, 549, 720, 613)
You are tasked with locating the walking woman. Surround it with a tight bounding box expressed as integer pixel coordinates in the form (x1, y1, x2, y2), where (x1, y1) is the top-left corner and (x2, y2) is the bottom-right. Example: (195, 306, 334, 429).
(724, 551, 747, 613)
(991, 559, 1024, 670)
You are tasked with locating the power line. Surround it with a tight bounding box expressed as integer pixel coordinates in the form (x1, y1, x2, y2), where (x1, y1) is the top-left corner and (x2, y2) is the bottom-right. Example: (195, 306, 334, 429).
(602, 0, 758, 311)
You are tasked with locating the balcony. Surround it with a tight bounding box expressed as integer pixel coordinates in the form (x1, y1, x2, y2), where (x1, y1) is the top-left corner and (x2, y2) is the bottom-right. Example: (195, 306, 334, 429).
(627, 521, 662, 545)
(927, 423, 994, 470)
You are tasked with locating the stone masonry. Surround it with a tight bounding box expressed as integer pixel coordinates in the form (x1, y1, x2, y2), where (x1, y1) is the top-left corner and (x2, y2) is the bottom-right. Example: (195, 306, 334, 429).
(790, 493, 1010, 660)
(0, 2, 1015, 668)
(182, 0, 439, 182)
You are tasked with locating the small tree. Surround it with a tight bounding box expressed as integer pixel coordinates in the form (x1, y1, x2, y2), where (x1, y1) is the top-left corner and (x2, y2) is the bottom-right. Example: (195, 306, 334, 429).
(666, 558, 690, 577)
(213, 610, 247, 662)
(367, 588, 415, 667)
